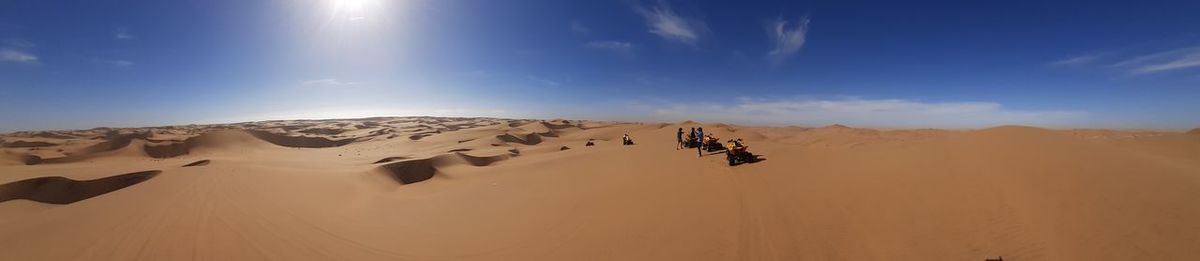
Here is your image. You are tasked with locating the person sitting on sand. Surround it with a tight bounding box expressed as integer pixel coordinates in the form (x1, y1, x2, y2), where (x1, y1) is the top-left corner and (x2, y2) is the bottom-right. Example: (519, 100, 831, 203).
(676, 128, 684, 149)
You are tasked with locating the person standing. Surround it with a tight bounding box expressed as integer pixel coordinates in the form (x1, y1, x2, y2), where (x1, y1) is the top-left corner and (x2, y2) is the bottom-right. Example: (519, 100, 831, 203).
(696, 127, 704, 157)
(676, 128, 684, 149)
(688, 127, 696, 146)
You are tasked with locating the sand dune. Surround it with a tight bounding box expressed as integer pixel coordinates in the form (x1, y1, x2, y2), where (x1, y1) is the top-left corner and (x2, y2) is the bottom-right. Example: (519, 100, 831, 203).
(372, 156, 411, 164)
(376, 152, 513, 185)
(1, 140, 60, 148)
(0, 153, 43, 166)
(495, 131, 544, 145)
(248, 130, 357, 148)
(0, 170, 160, 204)
(0, 117, 1198, 260)
(139, 129, 359, 158)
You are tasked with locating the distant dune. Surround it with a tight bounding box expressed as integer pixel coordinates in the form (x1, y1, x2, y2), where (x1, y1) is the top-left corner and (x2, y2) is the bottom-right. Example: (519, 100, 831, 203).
(1, 117, 1198, 260)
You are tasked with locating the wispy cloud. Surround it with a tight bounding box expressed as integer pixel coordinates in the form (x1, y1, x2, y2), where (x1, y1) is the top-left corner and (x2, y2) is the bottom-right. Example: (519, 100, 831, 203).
(0, 38, 37, 63)
(766, 16, 811, 65)
(570, 20, 590, 34)
(1112, 46, 1200, 74)
(635, 1, 706, 45)
(301, 78, 357, 88)
(93, 59, 134, 67)
(0, 48, 37, 63)
(1052, 53, 1102, 67)
(1, 38, 34, 48)
(626, 96, 1086, 128)
(114, 27, 134, 40)
(584, 40, 634, 58)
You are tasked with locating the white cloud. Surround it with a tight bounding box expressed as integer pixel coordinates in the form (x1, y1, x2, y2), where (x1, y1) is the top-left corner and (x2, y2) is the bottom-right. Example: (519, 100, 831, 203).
(584, 40, 634, 57)
(570, 20, 589, 34)
(115, 27, 134, 40)
(0, 48, 37, 63)
(1112, 46, 1200, 74)
(626, 97, 1087, 128)
(1052, 54, 1101, 66)
(301, 78, 357, 88)
(635, 1, 706, 45)
(767, 16, 810, 65)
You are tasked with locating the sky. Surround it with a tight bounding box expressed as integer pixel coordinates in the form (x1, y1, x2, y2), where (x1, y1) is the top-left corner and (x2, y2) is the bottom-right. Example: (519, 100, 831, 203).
(1, 0, 1199, 132)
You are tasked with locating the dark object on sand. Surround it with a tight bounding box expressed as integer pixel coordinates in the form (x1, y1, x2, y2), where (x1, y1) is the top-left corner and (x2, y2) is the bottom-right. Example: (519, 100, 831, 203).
(682, 136, 700, 148)
(702, 135, 724, 152)
(725, 139, 757, 166)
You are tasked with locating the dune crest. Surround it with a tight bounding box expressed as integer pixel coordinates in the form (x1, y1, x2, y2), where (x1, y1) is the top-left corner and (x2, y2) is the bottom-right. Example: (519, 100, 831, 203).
(248, 130, 355, 148)
(496, 132, 545, 145)
(1, 140, 59, 148)
(182, 160, 210, 167)
(141, 130, 359, 158)
(375, 151, 513, 185)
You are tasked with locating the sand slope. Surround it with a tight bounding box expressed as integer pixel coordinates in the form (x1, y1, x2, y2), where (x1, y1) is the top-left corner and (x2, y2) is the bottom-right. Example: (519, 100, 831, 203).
(1, 117, 1198, 260)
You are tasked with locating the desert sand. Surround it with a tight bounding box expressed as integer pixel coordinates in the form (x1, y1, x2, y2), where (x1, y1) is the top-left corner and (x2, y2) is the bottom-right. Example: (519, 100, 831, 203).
(1, 117, 1199, 260)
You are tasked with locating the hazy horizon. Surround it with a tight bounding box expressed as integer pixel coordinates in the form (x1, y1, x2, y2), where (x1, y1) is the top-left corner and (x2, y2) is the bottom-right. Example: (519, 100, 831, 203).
(3, 0, 1199, 132)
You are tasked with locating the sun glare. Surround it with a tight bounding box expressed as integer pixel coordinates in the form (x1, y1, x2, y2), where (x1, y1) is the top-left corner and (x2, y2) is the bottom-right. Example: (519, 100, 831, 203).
(328, 0, 378, 21)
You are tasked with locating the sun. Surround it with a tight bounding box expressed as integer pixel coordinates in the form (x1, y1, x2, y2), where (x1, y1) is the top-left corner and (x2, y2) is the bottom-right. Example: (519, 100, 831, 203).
(328, 0, 379, 21)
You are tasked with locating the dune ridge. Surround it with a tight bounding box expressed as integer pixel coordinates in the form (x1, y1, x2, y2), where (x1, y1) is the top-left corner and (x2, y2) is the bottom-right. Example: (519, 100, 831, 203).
(182, 160, 210, 167)
(141, 130, 358, 158)
(375, 151, 514, 184)
(1, 140, 59, 148)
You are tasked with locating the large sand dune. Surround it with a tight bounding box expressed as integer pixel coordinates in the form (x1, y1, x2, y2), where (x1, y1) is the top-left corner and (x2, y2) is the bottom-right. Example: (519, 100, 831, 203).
(1, 117, 1198, 260)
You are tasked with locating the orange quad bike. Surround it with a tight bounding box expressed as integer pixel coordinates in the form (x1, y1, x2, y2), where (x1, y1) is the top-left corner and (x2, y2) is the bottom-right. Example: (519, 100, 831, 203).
(725, 139, 756, 166)
(703, 135, 725, 152)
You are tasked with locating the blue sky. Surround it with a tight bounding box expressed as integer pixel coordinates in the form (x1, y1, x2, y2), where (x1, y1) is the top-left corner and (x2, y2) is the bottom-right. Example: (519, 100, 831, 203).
(1, 0, 1198, 132)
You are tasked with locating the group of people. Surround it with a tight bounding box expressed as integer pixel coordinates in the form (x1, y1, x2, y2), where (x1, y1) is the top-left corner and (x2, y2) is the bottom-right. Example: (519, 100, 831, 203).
(624, 126, 753, 165)
(676, 127, 708, 157)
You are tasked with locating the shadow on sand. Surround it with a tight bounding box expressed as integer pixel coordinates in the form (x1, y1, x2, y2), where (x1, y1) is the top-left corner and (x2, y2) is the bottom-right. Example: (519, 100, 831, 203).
(729, 154, 766, 166)
(0, 170, 161, 204)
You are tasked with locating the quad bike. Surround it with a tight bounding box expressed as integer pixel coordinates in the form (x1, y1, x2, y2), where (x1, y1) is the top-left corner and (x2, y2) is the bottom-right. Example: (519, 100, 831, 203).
(683, 134, 701, 148)
(725, 139, 757, 166)
(622, 136, 635, 145)
(703, 135, 725, 152)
